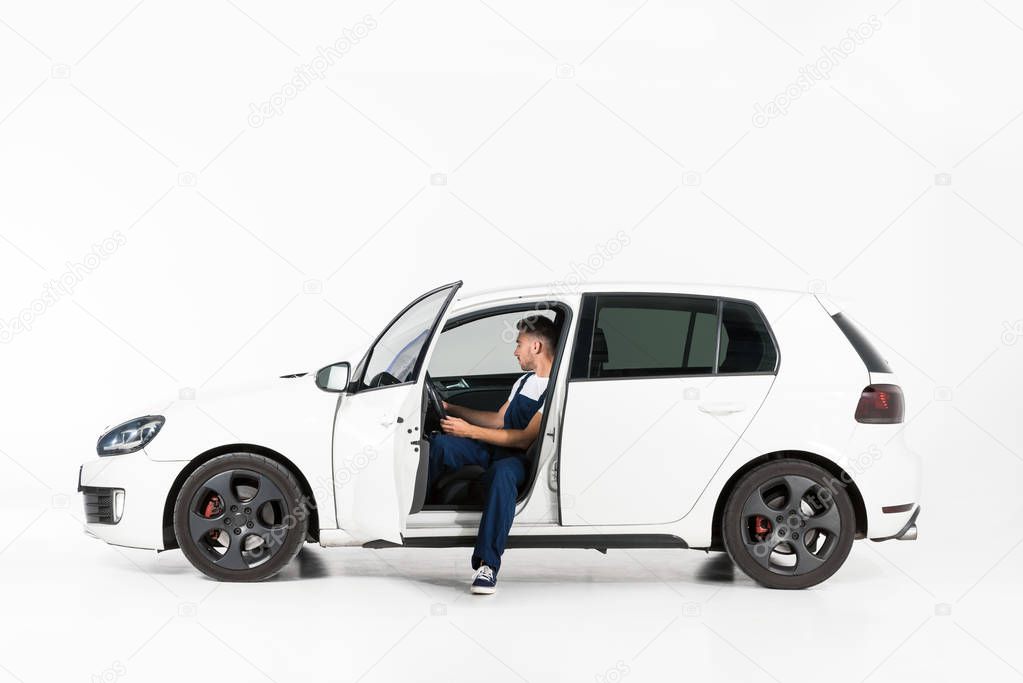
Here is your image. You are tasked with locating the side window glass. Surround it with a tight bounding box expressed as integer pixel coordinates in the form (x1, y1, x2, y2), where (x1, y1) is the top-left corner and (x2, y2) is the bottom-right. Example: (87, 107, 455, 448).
(589, 295, 717, 378)
(361, 288, 452, 389)
(429, 310, 556, 377)
(718, 301, 777, 373)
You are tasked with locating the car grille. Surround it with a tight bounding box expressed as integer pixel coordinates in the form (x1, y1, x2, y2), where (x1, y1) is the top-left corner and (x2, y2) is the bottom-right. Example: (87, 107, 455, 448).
(81, 486, 118, 524)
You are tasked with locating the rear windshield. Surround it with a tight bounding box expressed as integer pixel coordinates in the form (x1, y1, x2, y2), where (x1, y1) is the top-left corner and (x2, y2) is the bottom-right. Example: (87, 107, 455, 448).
(831, 313, 891, 373)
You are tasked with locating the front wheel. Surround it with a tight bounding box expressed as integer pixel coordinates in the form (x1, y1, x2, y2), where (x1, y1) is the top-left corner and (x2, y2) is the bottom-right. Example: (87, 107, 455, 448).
(173, 453, 308, 582)
(722, 460, 855, 589)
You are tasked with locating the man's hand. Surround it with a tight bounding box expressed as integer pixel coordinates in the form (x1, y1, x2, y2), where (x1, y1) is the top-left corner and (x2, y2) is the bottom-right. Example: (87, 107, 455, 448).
(440, 416, 476, 439)
(440, 400, 507, 429)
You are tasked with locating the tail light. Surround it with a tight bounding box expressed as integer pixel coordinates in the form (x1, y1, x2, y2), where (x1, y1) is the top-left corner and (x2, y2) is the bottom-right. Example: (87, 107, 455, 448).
(855, 384, 904, 424)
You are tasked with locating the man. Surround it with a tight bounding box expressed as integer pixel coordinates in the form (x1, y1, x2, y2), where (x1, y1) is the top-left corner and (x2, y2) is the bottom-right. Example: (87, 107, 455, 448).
(427, 314, 558, 595)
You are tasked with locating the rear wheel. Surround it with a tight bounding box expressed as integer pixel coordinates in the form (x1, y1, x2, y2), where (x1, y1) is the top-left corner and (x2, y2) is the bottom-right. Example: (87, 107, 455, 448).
(722, 460, 855, 589)
(173, 453, 308, 582)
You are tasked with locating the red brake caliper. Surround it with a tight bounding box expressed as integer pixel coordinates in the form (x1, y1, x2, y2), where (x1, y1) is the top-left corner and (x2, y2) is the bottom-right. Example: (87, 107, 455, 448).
(203, 496, 223, 539)
(753, 515, 772, 538)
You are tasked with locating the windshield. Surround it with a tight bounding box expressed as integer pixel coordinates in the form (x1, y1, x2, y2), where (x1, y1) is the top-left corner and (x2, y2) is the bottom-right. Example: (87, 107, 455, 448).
(360, 287, 452, 389)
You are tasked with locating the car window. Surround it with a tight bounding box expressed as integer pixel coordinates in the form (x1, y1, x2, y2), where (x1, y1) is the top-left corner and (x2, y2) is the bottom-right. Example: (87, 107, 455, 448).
(718, 301, 777, 373)
(429, 310, 556, 377)
(361, 288, 452, 388)
(588, 295, 718, 378)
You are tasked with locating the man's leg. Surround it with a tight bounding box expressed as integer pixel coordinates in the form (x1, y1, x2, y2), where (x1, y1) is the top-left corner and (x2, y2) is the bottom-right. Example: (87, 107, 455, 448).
(427, 434, 491, 490)
(472, 455, 527, 574)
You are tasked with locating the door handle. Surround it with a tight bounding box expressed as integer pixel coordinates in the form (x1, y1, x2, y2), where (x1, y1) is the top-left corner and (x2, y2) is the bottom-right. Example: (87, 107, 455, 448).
(698, 401, 746, 415)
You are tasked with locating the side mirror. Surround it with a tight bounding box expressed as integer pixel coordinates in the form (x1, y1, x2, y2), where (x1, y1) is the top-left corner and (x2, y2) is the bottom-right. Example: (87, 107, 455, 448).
(315, 361, 351, 393)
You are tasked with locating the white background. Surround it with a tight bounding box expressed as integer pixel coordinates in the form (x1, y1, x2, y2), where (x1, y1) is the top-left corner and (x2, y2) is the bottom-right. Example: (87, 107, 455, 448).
(2, 0, 1022, 681)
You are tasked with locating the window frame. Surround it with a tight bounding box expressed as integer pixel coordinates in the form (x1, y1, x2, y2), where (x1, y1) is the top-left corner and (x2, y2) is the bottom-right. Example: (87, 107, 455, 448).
(568, 292, 780, 382)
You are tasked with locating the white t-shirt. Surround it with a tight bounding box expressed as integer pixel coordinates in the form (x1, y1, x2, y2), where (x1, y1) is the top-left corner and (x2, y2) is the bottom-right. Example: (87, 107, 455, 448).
(506, 373, 550, 413)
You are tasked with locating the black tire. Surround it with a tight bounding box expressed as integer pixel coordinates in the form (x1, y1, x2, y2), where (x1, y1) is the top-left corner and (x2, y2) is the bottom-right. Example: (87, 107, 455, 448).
(722, 460, 855, 589)
(173, 453, 308, 582)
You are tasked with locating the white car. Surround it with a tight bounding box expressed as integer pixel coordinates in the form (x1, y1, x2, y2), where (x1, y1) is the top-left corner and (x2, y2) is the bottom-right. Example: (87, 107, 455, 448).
(78, 281, 921, 589)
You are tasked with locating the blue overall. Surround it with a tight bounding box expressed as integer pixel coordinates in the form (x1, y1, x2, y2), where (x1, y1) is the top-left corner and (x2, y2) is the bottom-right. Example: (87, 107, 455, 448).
(427, 373, 547, 574)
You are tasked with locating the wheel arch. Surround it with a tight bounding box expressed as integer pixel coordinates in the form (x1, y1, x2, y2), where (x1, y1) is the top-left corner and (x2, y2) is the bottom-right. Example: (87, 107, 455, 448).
(161, 443, 320, 550)
(708, 450, 868, 551)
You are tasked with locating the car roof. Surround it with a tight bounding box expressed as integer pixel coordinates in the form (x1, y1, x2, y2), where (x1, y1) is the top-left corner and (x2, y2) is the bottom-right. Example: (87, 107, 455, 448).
(454, 281, 805, 307)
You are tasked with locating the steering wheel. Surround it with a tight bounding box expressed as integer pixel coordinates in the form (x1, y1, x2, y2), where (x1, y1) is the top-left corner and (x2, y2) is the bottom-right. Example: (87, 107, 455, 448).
(424, 373, 447, 419)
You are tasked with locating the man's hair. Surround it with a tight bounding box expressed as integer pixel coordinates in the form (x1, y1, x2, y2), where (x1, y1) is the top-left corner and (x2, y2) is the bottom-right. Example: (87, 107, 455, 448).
(516, 315, 559, 354)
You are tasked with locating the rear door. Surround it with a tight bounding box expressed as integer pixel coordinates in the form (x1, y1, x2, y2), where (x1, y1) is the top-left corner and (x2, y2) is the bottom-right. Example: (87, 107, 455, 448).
(332, 282, 460, 544)
(558, 294, 777, 526)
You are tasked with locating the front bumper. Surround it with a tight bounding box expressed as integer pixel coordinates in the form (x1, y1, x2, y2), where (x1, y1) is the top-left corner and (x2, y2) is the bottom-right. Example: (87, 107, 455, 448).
(78, 450, 188, 550)
(78, 483, 124, 525)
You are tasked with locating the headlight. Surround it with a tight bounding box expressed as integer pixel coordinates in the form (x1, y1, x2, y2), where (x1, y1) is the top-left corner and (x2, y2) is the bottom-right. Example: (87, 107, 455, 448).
(97, 415, 165, 456)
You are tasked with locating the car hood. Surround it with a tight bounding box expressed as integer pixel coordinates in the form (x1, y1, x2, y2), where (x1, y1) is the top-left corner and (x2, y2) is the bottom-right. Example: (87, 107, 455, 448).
(134, 370, 341, 463)
(99, 371, 316, 434)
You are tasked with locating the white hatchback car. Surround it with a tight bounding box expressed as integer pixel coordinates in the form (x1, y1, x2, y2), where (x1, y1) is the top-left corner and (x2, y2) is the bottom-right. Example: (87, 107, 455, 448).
(78, 281, 921, 589)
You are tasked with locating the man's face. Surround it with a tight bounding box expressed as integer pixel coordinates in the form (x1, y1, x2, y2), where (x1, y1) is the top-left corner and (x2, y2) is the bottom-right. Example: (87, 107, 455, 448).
(513, 331, 539, 371)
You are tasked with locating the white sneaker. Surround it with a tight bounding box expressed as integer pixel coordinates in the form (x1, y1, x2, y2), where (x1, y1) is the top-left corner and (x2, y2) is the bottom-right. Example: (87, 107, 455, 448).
(470, 564, 497, 594)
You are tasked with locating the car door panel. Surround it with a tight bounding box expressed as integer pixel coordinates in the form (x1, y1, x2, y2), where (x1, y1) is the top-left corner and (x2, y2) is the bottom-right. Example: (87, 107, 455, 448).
(433, 372, 521, 412)
(332, 282, 460, 544)
(558, 292, 779, 527)
(332, 386, 420, 543)
(442, 389, 507, 412)
(559, 375, 774, 526)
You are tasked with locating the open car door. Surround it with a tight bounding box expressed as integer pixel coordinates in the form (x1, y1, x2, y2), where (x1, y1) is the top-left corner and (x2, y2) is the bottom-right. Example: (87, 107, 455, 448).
(332, 281, 461, 545)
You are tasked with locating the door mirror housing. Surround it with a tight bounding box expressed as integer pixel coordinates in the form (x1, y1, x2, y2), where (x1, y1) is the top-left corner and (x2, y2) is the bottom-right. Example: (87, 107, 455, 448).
(315, 361, 351, 393)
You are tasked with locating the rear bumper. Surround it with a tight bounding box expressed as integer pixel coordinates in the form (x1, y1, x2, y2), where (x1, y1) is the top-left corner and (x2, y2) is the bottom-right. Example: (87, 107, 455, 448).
(870, 505, 920, 542)
(77, 451, 187, 550)
(842, 424, 922, 539)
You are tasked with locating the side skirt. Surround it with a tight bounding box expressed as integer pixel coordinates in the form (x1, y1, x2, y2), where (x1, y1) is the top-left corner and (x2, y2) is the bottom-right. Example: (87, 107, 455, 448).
(363, 534, 688, 552)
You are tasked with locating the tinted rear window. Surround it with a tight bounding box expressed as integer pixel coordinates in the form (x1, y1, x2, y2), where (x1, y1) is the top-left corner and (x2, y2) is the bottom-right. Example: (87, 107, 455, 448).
(831, 313, 891, 373)
(718, 301, 778, 373)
